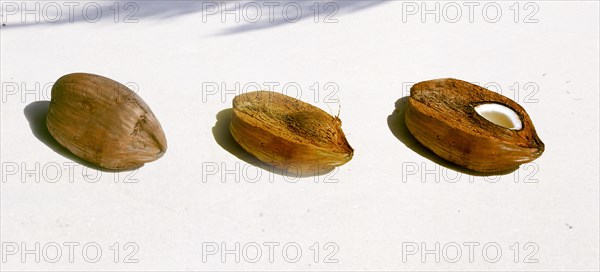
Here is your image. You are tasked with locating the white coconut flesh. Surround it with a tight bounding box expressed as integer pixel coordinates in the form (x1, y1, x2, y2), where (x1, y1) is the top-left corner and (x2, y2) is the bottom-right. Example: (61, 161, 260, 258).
(474, 103, 523, 130)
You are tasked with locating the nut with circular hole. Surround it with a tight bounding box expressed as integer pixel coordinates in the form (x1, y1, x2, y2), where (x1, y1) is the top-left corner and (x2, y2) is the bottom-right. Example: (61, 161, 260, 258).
(404, 78, 544, 173)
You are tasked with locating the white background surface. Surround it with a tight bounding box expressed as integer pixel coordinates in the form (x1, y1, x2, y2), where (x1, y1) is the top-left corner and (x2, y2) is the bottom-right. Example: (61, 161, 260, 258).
(1, 0, 599, 271)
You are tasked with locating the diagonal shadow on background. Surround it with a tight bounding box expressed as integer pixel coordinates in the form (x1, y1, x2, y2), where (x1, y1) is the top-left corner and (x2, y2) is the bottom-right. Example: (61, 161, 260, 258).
(1, 0, 388, 35)
(214, 0, 388, 35)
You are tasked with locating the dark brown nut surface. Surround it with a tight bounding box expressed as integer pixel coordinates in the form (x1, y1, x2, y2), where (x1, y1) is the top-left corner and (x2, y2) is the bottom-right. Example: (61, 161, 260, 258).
(405, 78, 544, 173)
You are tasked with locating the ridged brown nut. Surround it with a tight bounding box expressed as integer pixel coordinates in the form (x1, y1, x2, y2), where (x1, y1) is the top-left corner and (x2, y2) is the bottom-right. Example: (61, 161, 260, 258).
(230, 91, 353, 175)
(405, 78, 544, 173)
(46, 73, 167, 170)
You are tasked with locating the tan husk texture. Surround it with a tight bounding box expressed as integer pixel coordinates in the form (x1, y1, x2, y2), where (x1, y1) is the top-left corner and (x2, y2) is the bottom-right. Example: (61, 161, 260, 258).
(405, 78, 544, 173)
(46, 73, 167, 170)
(230, 91, 353, 175)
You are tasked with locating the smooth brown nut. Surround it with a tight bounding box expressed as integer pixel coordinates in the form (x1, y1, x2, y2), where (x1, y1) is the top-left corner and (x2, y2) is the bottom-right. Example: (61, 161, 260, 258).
(46, 73, 167, 170)
(230, 91, 353, 175)
(405, 78, 544, 173)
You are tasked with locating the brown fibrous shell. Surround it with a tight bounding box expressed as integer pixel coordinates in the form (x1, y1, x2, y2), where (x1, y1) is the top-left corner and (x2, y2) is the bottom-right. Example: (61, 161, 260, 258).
(230, 91, 353, 175)
(405, 78, 544, 173)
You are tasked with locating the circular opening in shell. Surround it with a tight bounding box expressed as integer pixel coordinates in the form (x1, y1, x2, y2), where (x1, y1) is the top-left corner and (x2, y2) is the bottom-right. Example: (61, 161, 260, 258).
(474, 103, 523, 130)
